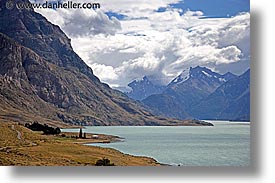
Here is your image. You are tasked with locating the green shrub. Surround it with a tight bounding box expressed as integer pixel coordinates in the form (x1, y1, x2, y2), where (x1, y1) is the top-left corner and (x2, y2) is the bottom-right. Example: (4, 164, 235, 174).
(95, 158, 114, 166)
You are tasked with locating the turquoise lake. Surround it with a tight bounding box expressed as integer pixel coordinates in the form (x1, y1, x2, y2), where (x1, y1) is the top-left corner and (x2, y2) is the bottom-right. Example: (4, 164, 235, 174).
(62, 121, 250, 166)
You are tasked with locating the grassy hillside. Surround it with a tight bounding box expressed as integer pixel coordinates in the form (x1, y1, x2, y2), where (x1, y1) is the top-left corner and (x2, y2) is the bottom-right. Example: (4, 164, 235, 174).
(0, 122, 160, 166)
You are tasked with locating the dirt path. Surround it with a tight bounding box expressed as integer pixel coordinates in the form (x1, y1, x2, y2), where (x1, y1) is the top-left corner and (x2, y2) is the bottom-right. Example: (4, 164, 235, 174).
(11, 125, 22, 140)
(0, 125, 23, 151)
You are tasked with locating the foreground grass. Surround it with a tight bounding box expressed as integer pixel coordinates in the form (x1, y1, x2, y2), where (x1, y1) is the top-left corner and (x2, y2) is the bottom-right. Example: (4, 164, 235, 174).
(0, 123, 160, 166)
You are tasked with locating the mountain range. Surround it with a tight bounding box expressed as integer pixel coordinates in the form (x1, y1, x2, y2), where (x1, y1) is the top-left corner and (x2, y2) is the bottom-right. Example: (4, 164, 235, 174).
(128, 66, 250, 121)
(126, 76, 165, 101)
(190, 69, 250, 121)
(0, 0, 212, 126)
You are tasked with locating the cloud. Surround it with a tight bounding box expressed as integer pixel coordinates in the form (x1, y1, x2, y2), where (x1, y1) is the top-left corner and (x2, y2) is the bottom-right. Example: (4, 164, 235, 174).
(90, 63, 119, 81)
(35, 4, 121, 37)
(35, 1, 250, 88)
(99, 0, 181, 18)
(62, 10, 121, 36)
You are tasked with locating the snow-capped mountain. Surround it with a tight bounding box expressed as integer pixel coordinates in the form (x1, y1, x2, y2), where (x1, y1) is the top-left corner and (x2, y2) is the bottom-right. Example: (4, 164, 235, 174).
(164, 66, 238, 106)
(168, 66, 236, 90)
(142, 66, 246, 120)
(190, 69, 250, 121)
(169, 68, 190, 85)
(126, 76, 165, 101)
(126, 66, 249, 121)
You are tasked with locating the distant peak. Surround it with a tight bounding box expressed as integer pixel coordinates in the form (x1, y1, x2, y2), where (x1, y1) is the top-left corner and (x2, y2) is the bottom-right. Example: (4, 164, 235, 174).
(191, 66, 208, 72)
(192, 66, 204, 69)
(244, 69, 250, 74)
(169, 66, 213, 85)
(240, 69, 250, 79)
(189, 66, 235, 82)
(128, 75, 152, 87)
(170, 68, 190, 84)
(169, 66, 239, 87)
(223, 72, 234, 76)
(222, 72, 237, 80)
(136, 76, 150, 83)
(190, 66, 213, 77)
(192, 65, 210, 70)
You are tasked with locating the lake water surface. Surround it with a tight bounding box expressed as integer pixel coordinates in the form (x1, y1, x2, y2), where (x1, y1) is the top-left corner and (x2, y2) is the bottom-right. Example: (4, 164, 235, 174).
(62, 121, 250, 166)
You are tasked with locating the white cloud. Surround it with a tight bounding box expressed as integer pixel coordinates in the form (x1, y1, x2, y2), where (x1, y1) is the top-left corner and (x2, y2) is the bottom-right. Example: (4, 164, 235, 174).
(62, 10, 121, 36)
(35, 4, 121, 37)
(34, 1, 250, 88)
(90, 63, 119, 81)
(99, 0, 181, 18)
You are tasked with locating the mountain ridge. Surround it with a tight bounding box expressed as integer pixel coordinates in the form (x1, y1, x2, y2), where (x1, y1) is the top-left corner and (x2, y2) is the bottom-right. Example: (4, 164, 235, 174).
(0, 0, 212, 126)
(142, 66, 237, 115)
(190, 69, 250, 121)
(141, 66, 249, 121)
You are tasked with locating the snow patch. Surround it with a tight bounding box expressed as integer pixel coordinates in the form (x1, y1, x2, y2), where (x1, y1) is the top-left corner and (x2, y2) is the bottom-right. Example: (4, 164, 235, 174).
(172, 68, 190, 84)
(202, 70, 212, 77)
(219, 78, 226, 82)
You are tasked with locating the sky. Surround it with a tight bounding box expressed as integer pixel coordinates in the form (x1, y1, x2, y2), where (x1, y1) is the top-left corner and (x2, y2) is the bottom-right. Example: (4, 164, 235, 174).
(34, 0, 250, 90)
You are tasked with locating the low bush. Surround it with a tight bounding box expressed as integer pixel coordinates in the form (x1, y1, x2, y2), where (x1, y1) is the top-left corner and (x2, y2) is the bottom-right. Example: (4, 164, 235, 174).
(25, 122, 61, 135)
(95, 158, 114, 166)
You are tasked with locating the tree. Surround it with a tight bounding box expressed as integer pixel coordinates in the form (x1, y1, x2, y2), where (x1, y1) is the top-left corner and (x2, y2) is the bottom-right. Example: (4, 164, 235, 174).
(83, 132, 86, 139)
(54, 127, 61, 134)
(79, 128, 83, 138)
(25, 122, 61, 135)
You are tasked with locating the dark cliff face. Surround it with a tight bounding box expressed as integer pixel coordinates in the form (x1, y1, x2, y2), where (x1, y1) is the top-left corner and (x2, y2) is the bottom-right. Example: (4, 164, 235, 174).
(0, 0, 98, 82)
(0, 33, 62, 125)
(0, 1, 210, 126)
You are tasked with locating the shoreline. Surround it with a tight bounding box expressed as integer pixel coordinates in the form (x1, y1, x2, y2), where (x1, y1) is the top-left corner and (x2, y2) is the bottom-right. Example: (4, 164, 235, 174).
(0, 122, 161, 166)
(58, 131, 124, 145)
(1, 121, 248, 166)
(64, 131, 173, 166)
(59, 132, 168, 165)
(0, 121, 218, 166)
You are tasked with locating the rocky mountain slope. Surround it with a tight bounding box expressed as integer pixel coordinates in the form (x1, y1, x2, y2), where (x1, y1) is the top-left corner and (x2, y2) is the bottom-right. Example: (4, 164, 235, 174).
(0, 0, 213, 126)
